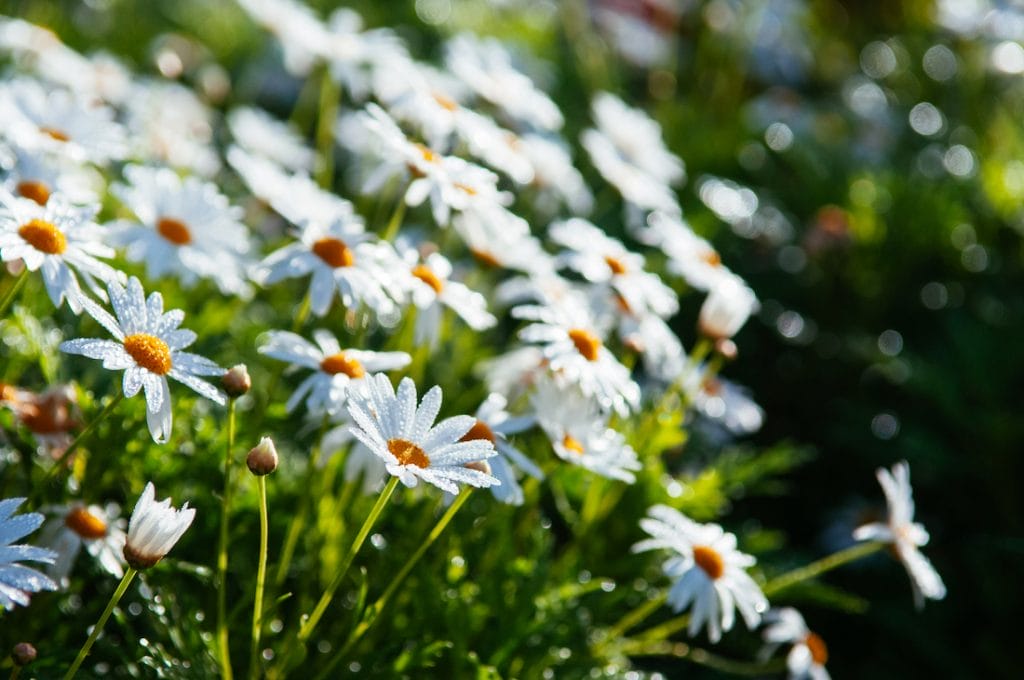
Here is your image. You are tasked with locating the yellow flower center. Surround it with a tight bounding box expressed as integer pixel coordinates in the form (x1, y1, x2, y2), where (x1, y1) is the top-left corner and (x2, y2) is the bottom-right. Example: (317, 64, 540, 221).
(65, 506, 108, 539)
(387, 438, 430, 468)
(604, 255, 627, 275)
(454, 182, 477, 196)
(157, 217, 193, 245)
(568, 328, 601, 362)
(311, 237, 355, 268)
(411, 264, 444, 294)
(470, 248, 502, 269)
(319, 352, 365, 378)
(460, 419, 496, 444)
(702, 251, 722, 267)
(804, 632, 828, 665)
(18, 219, 66, 255)
(415, 143, 440, 164)
(433, 92, 459, 112)
(16, 180, 51, 206)
(39, 126, 70, 142)
(123, 333, 173, 375)
(562, 434, 585, 455)
(692, 545, 725, 580)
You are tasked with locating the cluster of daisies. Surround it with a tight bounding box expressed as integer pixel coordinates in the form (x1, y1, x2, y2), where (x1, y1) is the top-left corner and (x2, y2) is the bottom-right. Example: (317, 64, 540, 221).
(0, 2, 944, 677)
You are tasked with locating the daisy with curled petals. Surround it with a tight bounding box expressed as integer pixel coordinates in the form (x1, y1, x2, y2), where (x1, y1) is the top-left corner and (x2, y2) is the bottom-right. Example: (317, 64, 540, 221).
(111, 165, 253, 298)
(254, 217, 405, 319)
(0, 496, 57, 609)
(258, 329, 410, 416)
(346, 374, 500, 494)
(0, 190, 123, 313)
(633, 504, 768, 643)
(853, 461, 946, 609)
(461, 393, 544, 506)
(40, 502, 126, 587)
(59, 276, 226, 444)
(761, 608, 831, 680)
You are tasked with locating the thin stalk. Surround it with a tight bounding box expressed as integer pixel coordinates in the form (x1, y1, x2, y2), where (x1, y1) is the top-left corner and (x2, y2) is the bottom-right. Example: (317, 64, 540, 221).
(381, 191, 407, 242)
(600, 592, 668, 648)
(763, 541, 884, 597)
(216, 400, 238, 680)
(290, 290, 312, 333)
(315, 489, 473, 680)
(0, 268, 29, 318)
(44, 393, 124, 483)
(250, 475, 270, 680)
(313, 68, 339, 189)
(273, 418, 328, 586)
(9, 667, 22, 680)
(620, 638, 785, 676)
(64, 568, 137, 680)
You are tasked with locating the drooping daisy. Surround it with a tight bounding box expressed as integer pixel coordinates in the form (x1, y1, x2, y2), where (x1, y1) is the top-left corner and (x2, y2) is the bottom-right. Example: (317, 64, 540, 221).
(110, 164, 253, 298)
(761, 608, 831, 680)
(698, 275, 759, 341)
(253, 217, 405, 319)
(530, 378, 640, 483)
(0, 497, 58, 609)
(59, 276, 227, 443)
(227, 106, 314, 173)
(461, 393, 544, 506)
(853, 461, 946, 608)
(123, 482, 195, 569)
(685, 372, 765, 437)
(633, 504, 768, 643)
(0, 190, 123, 313)
(39, 503, 126, 586)
(258, 329, 410, 416)
(346, 373, 500, 494)
(1, 144, 101, 206)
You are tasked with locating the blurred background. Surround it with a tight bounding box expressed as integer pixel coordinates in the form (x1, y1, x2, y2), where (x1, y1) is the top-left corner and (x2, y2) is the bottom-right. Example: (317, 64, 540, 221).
(3, 0, 1022, 677)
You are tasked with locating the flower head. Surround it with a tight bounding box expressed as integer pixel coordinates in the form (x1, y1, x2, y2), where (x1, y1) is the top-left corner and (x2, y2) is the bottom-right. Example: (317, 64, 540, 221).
(465, 393, 543, 505)
(0, 497, 58, 609)
(40, 503, 126, 586)
(123, 482, 195, 569)
(761, 608, 831, 680)
(697, 275, 759, 341)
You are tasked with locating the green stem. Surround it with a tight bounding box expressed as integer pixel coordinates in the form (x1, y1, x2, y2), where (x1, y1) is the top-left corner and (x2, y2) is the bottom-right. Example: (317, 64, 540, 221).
(9, 666, 22, 680)
(620, 638, 785, 676)
(315, 489, 473, 680)
(290, 291, 312, 333)
(0, 269, 29, 318)
(250, 475, 270, 680)
(44, 392, 124, 483)
(381, 190, 407, 242)
(314, 67, 339, 189)
(216, 401, 238, 680)
(762, 541, 884, 597)
(601, 592, 668, 647)
(63, 568, 137, 680)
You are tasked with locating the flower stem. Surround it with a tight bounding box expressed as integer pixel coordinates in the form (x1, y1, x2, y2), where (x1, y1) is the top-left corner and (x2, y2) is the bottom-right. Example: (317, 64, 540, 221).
(249, 475, 270, 680)
(381, 190, 407, 242)
(762, 540, 885, 597)
(63, 567, 137, 680)
(601, 592, 668, 647)
(314, 67, 339, 189)
(9, 667, 22, 680)
(620, 638, 785, 676)
(0, 268, 29, 318)
(314, 489, 473, 680)
(44, 392, 124, 483)
(216, 400, 238, 680)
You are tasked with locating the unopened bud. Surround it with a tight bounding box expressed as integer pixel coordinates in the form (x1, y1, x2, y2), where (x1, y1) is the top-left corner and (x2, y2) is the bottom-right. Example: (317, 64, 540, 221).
(714, 338, 738, 361)
(12, 642, 37, 667)
(222, 364, 252, 398)
(464, 460, 491, 475)
(246, 437, 278, 476)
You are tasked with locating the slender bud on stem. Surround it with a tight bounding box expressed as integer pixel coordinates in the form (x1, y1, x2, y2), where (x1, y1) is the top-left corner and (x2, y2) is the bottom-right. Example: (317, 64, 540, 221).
(246, 437, 279, 476)
(12, 643, 36, 667)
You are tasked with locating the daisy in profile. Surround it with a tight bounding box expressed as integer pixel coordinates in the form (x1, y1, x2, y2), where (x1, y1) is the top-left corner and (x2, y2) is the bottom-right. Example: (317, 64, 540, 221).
(638, 211, 737, 292)
(698, 275, 759, 342)
(346, 374, 500, 494)
(761, 608, 831, 680)
(39, 502, 126, 586)
(633, 504, 768, 643)
(452, 204, 554, 274)
(1, 144, 101, 206)
(59, 276, 226, 443)
(530, 378, 640, 483)
(258, 329, 410, 416)
(253, 217, 405, 319)
(853, 461, 946, 608)
(0, 496, 58, 609)
(0, 190, 123, 313)
(227, 106, 314, 172)
(111, 164, 253, 298)
(617, 312, 686, 383)
(461, 393, 544, 506)
(123, 482, 195, 569)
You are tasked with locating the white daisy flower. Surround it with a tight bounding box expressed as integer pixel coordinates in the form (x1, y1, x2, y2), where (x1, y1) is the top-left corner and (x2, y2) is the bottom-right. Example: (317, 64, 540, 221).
(517, 133, 593, 216)
(0, 190, 123, 313)
(59, 276, 227, 444)
(685, 371, 765, 437)
(0, 78, 128, 164)
(0, 497, 58, 609)
(323, 8, 408, 101)
(111, 164, 253, 298)
(638, 211, 738, 292)
(123, 79, 220, 177)
(1, 143, 101, 206)
(452, 204, 554, 275)
(39, 503, 126, 586)
(345, 374, 500, 494)
(633, 504, 769, 643)
(227, 106, 314, 173)
(698, 275, 759, 341)
(383, 62, 470, 147)
(530, 378, 640, 483)
(123, 482, 196, 569)
(258, 329, 411, 416)
(253, 217, 405, 319)
(617, 312, 686, 383)
(454, 109, 535, 185)
(1, 383, 79, 453)
(853, 461, 946, 608)
(237, 0, 331, 76)
(761, 608, 831, 680)
(462, 393, 544, 506)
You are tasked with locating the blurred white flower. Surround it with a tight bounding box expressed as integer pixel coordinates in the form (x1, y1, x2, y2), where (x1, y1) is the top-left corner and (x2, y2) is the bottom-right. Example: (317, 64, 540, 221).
(698, 275, 759, 341)
(463, 393, 544, 505)
(124, 79, 220, 176)
(0, 497, 58, 609)
(761, 608, 831, 680)
(236, 0, 331, 76)
(228, 106, 314, 172)
(123, 482, 196, 569)
(40, 503, 126, 586)
(639, 211, 738, 292)
(1, 143, 101, 206)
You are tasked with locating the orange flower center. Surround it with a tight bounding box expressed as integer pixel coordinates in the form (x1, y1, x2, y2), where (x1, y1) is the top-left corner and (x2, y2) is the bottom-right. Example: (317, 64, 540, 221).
(18, 219, 66, 255)
(470, 248, 502, 268)
(123, 333, 173, 375)
(562, 434, 585, 455)
(157, 217, 193, 245)
(311, 237, 355, 268)
(568, 328, 601, 362)
(804, 632, 828, 665)
(460, 419, 496, 444)
(65, 506, 108, 539)
(414, 143, 440, 164)
(692, 545, 725, 580)
(16, 180, 51, 206)
(411, 264, 444, 294)
(319, 352, 365, 378)
(454, 182, 477, 196)
(387, 438, 430, 468)
(433, 92, 459, 111)
(604, 255, 627, 275)
(39, 126, 70, 142)
(702, 251, 722, 267)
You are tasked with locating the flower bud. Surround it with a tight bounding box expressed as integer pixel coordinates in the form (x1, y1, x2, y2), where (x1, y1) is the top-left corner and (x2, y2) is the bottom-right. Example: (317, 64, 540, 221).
(12, 642, 37, 666)
(464, 460, 492, 475)
(123, 482, 195, 570)
(698, 277, 758, 341)
(714, 338, 738, 361)
(246, 437, 279, 476)
(222, 364, 252, 398)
